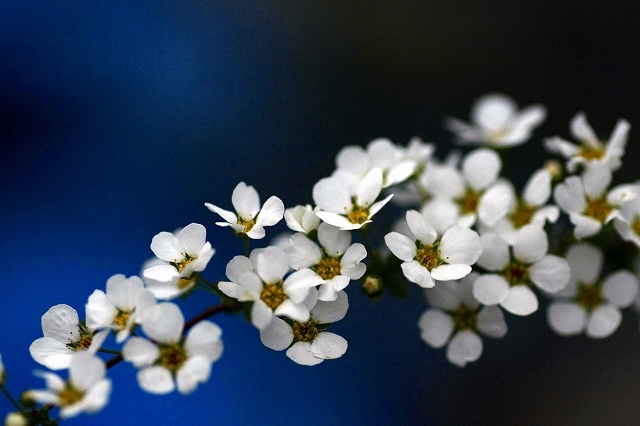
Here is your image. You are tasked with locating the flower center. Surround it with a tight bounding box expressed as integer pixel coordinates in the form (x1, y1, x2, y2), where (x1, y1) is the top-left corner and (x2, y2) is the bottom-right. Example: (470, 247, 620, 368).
(348, 205, 370, 224)
(505, 260, 529, 285)
(293, 320, 319, 342)
(579, 144, 605, 161)
(633, 216, 640, 236)
(238, 216, 256, 233)
(174, 252, 197, 272)
(583, 197, 612, 222)
(260, 281, 287, 310)
(576, 284, 603, 311)
(456, 188, 480, 215)
(316, 257, 341, 280)
(177, 277, 195, 290)
(58, 384, 84, 407)
(66, 321, 94, 351)
(415, 242, 442, 271)
(511, 202, 536, 228)
(452, 304, 477, 330)
(159, 343, 187, 373)
(113, 309, 132, 329)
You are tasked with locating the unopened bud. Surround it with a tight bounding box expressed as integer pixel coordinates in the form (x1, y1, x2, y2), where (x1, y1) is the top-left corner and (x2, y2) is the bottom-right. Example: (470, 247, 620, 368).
(19, 392, 36, 408)
(4, 412, 27, 426)
(361, 275, 384, 298)
(544, 160, 563, 183)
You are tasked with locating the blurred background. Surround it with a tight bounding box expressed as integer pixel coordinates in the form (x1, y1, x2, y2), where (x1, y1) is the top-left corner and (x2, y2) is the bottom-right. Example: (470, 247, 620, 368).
(2, 1, 640, 425)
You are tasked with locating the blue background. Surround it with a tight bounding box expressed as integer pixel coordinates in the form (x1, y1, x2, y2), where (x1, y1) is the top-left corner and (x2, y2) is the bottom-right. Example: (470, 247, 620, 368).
(2, 2, 640, 425)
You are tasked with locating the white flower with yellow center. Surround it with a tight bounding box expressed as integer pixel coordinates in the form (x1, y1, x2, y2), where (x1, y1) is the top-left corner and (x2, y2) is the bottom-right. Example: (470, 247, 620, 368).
(547, 242, 639, 338)
(384, 210, 482, 288)
(544, 112, 630, 172)
(419, 274, 507, 367)
(122, 302, 223, 395)
(29, 304, 109, 370)
(480, 168, 560, 244)
(444, 93, 546, 147)
(85, 274, 157, 343)
(286, 222, 366, 301)
(260, 289, 349, 366)
(284, 204, 321, 234)
(27, 352, 111, 418)
(554, 165, 637, 240)
(313, 167, 393, 231)
(142, 223, 215, 299)
(218, 246, 324, 330)
(473, 225, 571, 316)
(205, 182, 284, 239)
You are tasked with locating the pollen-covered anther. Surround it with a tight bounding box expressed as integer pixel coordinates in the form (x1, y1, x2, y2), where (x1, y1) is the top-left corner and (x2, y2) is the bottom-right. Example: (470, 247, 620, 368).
(113, 309, 132, 329)
(293, 320, 319, 342)
(579, 144, 605, 161)
(58, 384, 84, 407)
(238, 216, 256, 233)
(316, 257, 341, 280)
(584, 197, 613, 222)
(348, 205, 370, 224)
(576, 284, 603, 311)
(505, 261, 529, 285)
(415, 244, 442, 271)
(159, 343, 187, 373)
(260, 282, 287, 309)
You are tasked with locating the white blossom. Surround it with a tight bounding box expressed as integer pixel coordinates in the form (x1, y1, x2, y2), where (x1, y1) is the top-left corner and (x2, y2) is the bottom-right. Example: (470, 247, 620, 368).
(284, 204, 321, 234)
(27, 352, 111, 418)
(260, 289, 349, 366)
(205, 182, 284, 239)
(444, 93, 546, 147)
(547, 242, 639, 338)
(544, 112, 630, 172)
(473, 225, 570, 316)
(419, 274, 507, 367)
(29, 304, 108, 370)
(313, 167, 393, 230)
(122, 302, 223, 394)
(384, 210, 482, 288)
(286, 222, 366, 301)
(613, 195, 640, 247)
(218, 246, 323, 330)
(85, 274, 157, 343)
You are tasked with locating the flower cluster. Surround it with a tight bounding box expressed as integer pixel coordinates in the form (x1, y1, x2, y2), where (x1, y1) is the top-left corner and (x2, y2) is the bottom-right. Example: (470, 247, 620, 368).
(4, 93, 640, 424)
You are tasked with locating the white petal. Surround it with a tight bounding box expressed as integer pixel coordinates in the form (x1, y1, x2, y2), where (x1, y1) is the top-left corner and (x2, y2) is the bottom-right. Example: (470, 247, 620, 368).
(69, 352, 105, 391)
(225, 255, 253, 283)
(384, 232, 417, 262)
(232, 182, 260, 218)
(529, 255, 571, 293)
(310, 332, 348, 359)
(318, 222, 351, 257)
(286, 233, 322, 270)
(255, 196, 285, 227)
(106, 274, 144, 310)
(446, 330, 483, 368)
(439, 226, 482, 265)
(601, 270, 639, 308)
(313, 176, 351, 214)
(406, 209, 437, 243)
(137, 366, 175, 394)
(512, 224, 548, 263)
(178, 223, 207, 257)
(286, 342, 323, 366)
(140, 303, 184, 344)
(547, 302, 586, 336)
(176, 356, 211, 395)
(122, 337, 160, 368)
(570, 112, 599, 146)
(462, 148, 501, 191)
(85, 290, 116, 332)
(401, 260, 434, 288)
(523, 169, 552, 206)
(570, 213, 602, 240)
(259, 317, 293, 351)
(274, 299, 310, 322)
(430, 264, 471, 281)
(251, 300, 274, 330)
(356, 167, 383, 206)
(583, 164, 611, 198)
(477, 183, 512, 226)
(150, 232, 182, 262)
(417, 309, 454, 348)
(185, 321, 223, 361)
(424, 280, 465, 311)
(473, 274, 510, 305)
(29, 338, 74, 370)
(252, 246, 289, 283)
(41, 304, 80, 342)
(477, 233, 509, 271)
(311, 290, 349, 323)
(142, 264, 179, 283)
(472, 93, 516, 130)
(586, 304, 622, 338)
(340, 243, 367, 279)
(565, 242, 602, 284)
(500, 285, 538, 316)
(204, 203, 237, 224)
(554, 177, 586, 213)
(476, 306, 507, 338)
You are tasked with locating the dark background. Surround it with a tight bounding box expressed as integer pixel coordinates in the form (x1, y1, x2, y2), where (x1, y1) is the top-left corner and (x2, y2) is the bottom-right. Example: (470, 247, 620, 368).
(2, 2, 640, 425)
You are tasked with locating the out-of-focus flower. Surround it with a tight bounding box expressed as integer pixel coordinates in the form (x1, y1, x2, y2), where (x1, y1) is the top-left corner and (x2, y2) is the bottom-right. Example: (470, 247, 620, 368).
(547, 242, 639, 338)
(205, 182, 284, 239)
(29, 304, 108, 370)
(445, 93, 546, 147)
(27, 352, 111, 418)
(544, 112, 630, 172)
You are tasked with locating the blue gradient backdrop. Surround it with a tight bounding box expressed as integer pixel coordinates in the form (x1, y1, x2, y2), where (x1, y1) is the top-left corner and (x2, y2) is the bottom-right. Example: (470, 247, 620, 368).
(2, 2, 640, 425)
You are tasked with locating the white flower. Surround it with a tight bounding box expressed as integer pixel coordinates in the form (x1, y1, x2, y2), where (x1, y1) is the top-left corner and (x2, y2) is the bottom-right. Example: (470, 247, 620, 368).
(480, 168, 560, 243)
(122, 302, 223, 395)
(313, 167, 393, 230)
(613, 194, 640, 248)
(286, 222, 366, 301)
(384, 210, 482, 288)
(473, 224, 571, 316)
(29, 304, 109, 370)
(544, 112, 631, 172)
(421, 148, 511, 228)
(142, 223, 215, 299)
(444, 93, 546, 147)
(205, 182, 284, 239)
(554, 165, 637, 239)
(85, 274, 157, 343)
(218, 246, 323, 329)
(284, 204, 321, 234)
(547, 242, 639, 338)
(418, 274, 507, 367)
(27, 352, 111, 418)
(260, 289, 349, 366)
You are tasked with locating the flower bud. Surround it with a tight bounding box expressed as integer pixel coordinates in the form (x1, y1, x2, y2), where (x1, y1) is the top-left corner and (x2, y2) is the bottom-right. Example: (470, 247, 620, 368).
(4, 412, 27, 426)
(544, 159, 563, 183)
(19, 392, 36, 408)
(361, 275, 384, 298)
